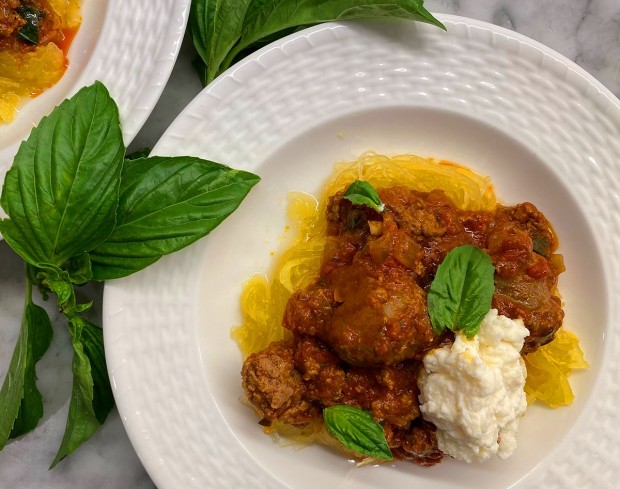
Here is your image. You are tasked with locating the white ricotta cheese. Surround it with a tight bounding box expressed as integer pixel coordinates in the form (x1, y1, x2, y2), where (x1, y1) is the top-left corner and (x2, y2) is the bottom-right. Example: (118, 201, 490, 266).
(418, 308, 529, 463)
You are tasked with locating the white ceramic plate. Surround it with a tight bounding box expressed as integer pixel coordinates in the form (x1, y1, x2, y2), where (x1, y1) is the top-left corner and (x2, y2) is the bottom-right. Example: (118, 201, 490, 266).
(0, 0, 190, 189)
(103, 15, 620, 489)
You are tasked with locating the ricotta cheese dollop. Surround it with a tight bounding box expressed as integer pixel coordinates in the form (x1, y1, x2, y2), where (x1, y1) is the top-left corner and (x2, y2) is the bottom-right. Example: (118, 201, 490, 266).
(418, 309, 529, 463)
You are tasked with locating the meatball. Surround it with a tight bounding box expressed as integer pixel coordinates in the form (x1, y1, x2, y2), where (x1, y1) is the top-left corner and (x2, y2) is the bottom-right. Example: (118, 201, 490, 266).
(0, 0, 23, 39)
(370, 364, 422, 428)
(284, 215, 437, 367)
(241, 340, 318, 425)
(283, 286, 334, 337)
(385, 420, 443, 466)
(488, 204, 564, 351)
(327, 255, 436, 366)
(242, 335, 443, 463)
(293, 336, 345, 404)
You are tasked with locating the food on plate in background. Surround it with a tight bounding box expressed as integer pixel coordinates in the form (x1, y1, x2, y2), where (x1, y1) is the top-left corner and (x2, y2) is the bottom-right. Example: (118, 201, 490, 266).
(234, 153, 588, 466)
(0, 0, 81, 123)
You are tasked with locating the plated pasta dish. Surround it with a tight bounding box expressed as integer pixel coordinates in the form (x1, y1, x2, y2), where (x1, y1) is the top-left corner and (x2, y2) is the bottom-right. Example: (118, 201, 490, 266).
(234, 153, 587, 465)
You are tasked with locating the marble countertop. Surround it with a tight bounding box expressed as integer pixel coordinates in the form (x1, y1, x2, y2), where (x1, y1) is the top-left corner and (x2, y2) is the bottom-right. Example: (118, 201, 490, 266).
(1, 0, 619, 487)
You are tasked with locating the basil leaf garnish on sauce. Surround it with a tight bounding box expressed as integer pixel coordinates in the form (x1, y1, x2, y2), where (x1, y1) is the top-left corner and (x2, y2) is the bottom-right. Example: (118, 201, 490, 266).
(17, 5, 44, 44)
(323, 405, 393, 460)
(427, 245, 495, 338)
(343, 180, 384, 213)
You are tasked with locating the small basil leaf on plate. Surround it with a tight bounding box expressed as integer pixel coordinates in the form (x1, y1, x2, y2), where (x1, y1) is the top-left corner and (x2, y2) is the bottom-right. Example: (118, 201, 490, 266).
(0, 81, 124, 267)
(0, 285, 52, 447)
(427, 244, 495, 337)
(17, 5, 44, 44)
(323, 405, 393, 460)
(51, 317, 113, 468)
(343, 180, 384, 213)
(89, 156, 261, 280)
(532, 235, 551, 257)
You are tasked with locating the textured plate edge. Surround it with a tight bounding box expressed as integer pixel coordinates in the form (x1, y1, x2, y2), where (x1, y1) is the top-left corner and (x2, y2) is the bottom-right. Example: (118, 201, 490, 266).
(80, 0, 191, 143)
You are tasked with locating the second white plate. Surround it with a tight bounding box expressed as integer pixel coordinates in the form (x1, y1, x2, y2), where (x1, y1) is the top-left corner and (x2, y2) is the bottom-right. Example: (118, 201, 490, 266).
(0, 0, 190, 189)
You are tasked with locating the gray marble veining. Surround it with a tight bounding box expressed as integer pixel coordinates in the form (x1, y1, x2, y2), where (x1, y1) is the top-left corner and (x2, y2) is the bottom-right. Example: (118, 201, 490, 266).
(1, 1, 618, 487)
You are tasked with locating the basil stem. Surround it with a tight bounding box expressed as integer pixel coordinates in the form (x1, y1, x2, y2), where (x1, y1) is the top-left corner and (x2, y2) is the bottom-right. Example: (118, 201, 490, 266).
(0, 81, 260, 466)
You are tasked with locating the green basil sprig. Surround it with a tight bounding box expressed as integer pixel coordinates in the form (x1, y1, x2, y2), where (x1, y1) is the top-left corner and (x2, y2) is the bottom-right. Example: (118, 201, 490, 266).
(0, 81, 260, 466)
(427, 245, 495, 338)
(343, 179, 384, 213)
(323, 405, 393, 460)
(0, 81, 124, 268)
(189, 0, 445, 85)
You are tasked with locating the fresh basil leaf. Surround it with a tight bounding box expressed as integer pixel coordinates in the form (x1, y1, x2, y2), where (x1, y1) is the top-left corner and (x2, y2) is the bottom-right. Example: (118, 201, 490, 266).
(38, 266, 75, 315)
(427, 245, 495, 338)
(323, 405, 392, 460)
(125, 147, 151, 160)
(89, 156, 260, 280)
(0, 81, 124, 268)
(532, 235, 550, 257)
(51, 317, 112, 468)
(189, 0, 253, 84)
(190, 0, 445, 84)
(188, 0, 216, 75)
(343, 180, 384, 212)
(192, 56, 210, 87)
(228, 25, 307, 67)
(32, 263, 92, 315)
(63, 253, 93, 285)
(10, 297, 53, 439)
(80, 320, 113, 425)
(223, 0, 446, 75)
(0, 284, 52, 447)
(17, 5, 44, 44)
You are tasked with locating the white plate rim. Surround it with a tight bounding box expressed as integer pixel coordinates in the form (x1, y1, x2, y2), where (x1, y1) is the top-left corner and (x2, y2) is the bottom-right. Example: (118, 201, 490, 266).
(0, 0, 190, 190)
(103, 14, 620, 489)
